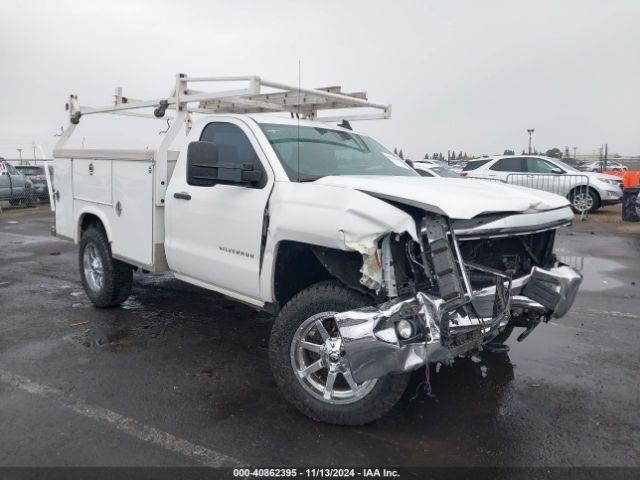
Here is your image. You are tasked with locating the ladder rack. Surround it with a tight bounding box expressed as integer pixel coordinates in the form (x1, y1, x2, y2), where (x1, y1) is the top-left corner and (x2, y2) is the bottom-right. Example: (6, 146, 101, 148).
(66, 74, 391, 123)
(55, 73, 391, 207)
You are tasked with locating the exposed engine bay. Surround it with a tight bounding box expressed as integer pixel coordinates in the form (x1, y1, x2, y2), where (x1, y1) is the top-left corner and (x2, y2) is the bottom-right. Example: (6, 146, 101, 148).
(333, 211, 582, 383)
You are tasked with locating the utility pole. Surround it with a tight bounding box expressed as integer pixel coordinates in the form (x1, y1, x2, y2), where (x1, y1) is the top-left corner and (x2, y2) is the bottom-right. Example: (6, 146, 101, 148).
(17, 148, 23, 165)
(603, 143, 608, 171)
(31, 141, 37, 165)
(564, 146, 570, 159)
(527, 129, 535, 154)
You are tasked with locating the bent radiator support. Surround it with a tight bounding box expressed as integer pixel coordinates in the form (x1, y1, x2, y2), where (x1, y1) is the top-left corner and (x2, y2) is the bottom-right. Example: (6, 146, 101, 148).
(335, 265, 582, 383)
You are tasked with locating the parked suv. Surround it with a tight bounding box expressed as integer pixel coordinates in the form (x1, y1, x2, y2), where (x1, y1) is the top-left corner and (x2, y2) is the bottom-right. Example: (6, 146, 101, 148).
(0, 161, 36, 206)
(461, 155, 623, 213)
(15, 165, 51, 201)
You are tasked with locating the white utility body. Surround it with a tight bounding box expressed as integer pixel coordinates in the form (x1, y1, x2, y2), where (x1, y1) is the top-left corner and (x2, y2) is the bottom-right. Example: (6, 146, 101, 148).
(52, 74, 582, 425)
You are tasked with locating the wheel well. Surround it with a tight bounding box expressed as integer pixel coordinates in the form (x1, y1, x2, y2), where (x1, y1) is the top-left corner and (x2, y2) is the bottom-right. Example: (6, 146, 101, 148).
(79, 213, 105, 239)
(273, 241, 366, 307)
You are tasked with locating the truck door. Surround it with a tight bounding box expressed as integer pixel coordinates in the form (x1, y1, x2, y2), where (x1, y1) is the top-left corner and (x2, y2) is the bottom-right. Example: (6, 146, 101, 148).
(6, 163, 26, 198)
(165, 119, 273, 303)
(0, 162, 10, 199)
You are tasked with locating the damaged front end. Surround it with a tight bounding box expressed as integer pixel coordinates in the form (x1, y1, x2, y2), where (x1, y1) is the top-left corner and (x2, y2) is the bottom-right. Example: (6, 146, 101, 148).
(335, 212, 582, 384)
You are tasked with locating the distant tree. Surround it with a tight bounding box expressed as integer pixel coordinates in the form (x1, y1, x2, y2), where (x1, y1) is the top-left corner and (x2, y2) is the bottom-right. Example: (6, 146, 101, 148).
(439, 152, 444, 161)
(393, 147, 398, 155)
(451, 150, 456, 161)
(522, 149, 527, 155)
(545, 147, 563, 158)
(433, 152, 438, 160)
(463, 152, 469, 160)
(424, 153, 430, 159)
(398, 149, 404, 159)
(503, 149, 515, 155)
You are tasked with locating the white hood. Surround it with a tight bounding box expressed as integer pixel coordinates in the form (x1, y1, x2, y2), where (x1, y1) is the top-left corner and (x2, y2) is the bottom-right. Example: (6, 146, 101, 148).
(314, 176, 570, 220)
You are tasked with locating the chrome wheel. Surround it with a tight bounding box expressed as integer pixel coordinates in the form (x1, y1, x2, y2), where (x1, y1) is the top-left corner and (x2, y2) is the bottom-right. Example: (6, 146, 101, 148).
(83, 243, 104, 292)
(290, 312, 377, 405)
(572, 191, 594, 212)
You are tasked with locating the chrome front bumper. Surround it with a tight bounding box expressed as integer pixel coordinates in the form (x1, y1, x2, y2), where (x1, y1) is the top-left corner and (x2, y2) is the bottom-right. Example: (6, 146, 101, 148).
(335, 265, 582, 383)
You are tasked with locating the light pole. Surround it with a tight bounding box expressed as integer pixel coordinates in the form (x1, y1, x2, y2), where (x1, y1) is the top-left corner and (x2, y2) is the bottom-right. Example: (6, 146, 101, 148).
(573, 147, 577, 159)
(527, 129, 535, 154)
(17, 148, 23, 165)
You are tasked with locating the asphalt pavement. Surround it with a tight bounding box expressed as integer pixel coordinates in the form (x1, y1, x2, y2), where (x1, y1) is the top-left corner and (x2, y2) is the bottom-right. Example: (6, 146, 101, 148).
(0, 206, 638, 468)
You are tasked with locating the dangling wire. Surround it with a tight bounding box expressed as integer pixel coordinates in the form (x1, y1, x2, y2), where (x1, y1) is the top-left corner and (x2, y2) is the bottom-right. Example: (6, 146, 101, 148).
(158, 119, 170, 135)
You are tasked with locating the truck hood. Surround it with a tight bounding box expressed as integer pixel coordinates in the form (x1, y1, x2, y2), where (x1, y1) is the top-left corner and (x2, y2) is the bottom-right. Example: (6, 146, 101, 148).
(314, 176, 570, 220)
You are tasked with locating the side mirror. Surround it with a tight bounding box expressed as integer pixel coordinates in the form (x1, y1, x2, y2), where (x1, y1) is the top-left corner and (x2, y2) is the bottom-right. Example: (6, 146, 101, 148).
(186, 141, 264, 187)
(551, 167, 564, 174)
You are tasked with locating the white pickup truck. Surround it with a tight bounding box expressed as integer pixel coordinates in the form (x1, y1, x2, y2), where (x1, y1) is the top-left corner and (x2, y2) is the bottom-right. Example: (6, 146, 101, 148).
(52, 75, 582, 425)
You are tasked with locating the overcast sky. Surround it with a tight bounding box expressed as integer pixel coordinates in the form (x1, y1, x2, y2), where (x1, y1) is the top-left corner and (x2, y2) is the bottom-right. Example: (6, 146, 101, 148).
(1, 0, 638, 159)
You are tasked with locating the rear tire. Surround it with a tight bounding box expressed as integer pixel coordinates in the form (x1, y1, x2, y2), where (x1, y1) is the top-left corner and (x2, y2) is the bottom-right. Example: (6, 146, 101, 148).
(79, 225, 133, 308)
(269, 281, 410, 425)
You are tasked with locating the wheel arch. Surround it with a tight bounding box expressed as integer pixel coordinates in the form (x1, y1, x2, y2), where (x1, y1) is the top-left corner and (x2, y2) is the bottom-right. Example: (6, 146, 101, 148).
(271, 240, 368, 309)
(568, 185, 601, 210)
(76, 208, 112, 244)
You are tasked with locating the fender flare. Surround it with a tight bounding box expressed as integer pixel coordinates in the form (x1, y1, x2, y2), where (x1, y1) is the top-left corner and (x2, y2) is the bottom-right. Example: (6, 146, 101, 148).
(75, 207, 113, 244)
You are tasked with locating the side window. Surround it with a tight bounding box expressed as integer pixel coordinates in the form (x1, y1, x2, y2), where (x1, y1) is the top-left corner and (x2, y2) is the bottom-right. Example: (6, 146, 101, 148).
(526, 158, 560, 173)
(200, 122, 259, 168)
(6, 164, 19, 175)
(490, 157, 525, 172)
(191, 121, 266, 188)
(462, 159, 491, 171)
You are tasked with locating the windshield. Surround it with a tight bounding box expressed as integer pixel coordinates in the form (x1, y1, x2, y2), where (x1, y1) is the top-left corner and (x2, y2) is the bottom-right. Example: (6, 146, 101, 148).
(430, 166, 460, 177)
(260, 123, 418, 182)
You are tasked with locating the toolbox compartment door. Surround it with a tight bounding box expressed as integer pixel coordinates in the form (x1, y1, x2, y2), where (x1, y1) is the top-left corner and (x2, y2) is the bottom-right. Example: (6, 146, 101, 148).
(53, 158, 75, 239)
(110, 160, 154, 266)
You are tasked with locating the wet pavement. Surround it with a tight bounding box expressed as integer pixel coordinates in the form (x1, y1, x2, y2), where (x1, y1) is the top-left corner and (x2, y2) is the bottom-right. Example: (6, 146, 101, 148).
(0, 207, 638, 467)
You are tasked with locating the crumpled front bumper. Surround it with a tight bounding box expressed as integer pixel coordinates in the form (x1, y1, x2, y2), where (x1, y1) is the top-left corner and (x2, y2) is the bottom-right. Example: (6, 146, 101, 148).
(335, 265, 582, 383)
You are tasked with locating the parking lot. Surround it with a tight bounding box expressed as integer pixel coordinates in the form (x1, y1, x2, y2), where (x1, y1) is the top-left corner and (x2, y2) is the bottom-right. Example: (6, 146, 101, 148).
(0, 205, 639, 468)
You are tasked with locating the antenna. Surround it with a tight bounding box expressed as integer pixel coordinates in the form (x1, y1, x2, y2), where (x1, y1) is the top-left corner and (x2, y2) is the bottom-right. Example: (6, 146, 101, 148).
(297, 60, 301, 183)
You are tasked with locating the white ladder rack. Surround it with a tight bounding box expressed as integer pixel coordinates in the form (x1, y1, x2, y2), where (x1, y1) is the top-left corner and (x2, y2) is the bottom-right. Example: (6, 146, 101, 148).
(55, 73, 391, 207)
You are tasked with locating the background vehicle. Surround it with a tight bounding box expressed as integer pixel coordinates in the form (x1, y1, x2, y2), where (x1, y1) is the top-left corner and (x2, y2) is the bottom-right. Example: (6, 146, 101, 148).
(15, 165, 52, 201)
(578, 161, 628, 173)
(461, 155, 623, 213)
(0, 160, 36, 206)
(410, 161, 460, 177)
(50, 75, 582, 426)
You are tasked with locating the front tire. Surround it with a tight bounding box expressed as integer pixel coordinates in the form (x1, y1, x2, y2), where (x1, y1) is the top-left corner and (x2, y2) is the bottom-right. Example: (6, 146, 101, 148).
(269, 281, 410, 425)
(79, 225, 133, 308)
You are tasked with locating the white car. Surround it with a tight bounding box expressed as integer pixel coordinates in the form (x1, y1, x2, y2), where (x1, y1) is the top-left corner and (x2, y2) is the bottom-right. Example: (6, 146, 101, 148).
(461, 155, 623, 213)
(578, 161, 628, 173)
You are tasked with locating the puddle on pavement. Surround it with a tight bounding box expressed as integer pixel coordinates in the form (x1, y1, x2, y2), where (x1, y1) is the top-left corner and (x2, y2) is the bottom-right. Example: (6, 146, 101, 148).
(576, 257, 629, 292)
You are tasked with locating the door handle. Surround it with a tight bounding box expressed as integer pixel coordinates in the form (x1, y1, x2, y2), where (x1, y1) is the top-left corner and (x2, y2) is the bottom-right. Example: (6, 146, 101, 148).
(173, 192, 191, 200)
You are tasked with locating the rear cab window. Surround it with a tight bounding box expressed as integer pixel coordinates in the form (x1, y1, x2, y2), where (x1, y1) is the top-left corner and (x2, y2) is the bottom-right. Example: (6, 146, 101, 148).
(16, 166, 44, 176)
(462, 159, 492, 171)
